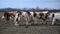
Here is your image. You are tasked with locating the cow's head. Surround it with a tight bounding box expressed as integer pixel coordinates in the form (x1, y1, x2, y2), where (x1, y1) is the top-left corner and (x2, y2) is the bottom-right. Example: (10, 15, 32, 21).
(33, 12, 37, 17)
(26, 12, 31, 16)
(17, 11, 22, 17)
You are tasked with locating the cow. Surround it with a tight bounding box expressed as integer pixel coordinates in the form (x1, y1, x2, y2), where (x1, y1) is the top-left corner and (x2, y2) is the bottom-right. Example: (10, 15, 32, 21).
(15, 11, 34, 27)
(32, 12, 40, 24)
(1, 11, 19, 26)
(23, 11, 33, 28)
(30, 11, 50, 24)
(2, 12, 15, 22)
(48, 13, 60, 25)
(17, 11, 23, 21)
(46, 12, 60, 25)
(33, 11, 50, 24)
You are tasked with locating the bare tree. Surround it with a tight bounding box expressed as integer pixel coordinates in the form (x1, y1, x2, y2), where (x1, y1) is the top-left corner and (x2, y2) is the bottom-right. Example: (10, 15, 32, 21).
(36, 6, 40, 11)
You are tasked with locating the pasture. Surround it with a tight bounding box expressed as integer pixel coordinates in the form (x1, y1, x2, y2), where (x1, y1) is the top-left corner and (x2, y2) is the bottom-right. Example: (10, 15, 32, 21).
(0, 12, 60, 34)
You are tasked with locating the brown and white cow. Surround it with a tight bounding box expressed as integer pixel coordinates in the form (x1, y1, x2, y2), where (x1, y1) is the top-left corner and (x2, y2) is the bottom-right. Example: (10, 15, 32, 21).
(22, 11, 33, 27)
(1, 11, 20, 26)
(32, 11, 50, 24)
(2, 12, 15, 21)
(16, 11, 23, 21)
(39, 11, 50, 23)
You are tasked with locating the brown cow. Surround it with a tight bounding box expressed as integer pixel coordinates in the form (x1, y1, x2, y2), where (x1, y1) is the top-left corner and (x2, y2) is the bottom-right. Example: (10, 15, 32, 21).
(4, 12, 15, 21)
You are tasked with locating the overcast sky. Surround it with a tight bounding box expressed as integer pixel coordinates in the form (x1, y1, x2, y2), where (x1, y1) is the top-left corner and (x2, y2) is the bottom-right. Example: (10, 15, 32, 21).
(0, 0, 60, 9)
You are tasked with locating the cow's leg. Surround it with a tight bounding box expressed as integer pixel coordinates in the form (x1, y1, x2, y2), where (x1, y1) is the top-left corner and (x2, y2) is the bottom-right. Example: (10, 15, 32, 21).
(52, 17, 55, 25)
(34, 18, 37, 24)
(31, 17, 37, 25)
(3, 17, 8, 24)
(40, 16, 44, 24)
(4, 19, 7, 24)
(42, 17, 47, 24)
(14, 20, 19, 26)
(14, 18, 19, 26)
(14, 21, 19, 26)
(10, 16, 13, 20)
(1, 16, 5, 20)
(25, 17, 29, 28)
(31, 17, 35, 25)
(41, 19, 43, 24)
(8, 17, 11, 22)
(18, 17, 21, 21)
(34, 17, 37, 24)
(25, 20, 29, 28)
(1, 16, 5, 21)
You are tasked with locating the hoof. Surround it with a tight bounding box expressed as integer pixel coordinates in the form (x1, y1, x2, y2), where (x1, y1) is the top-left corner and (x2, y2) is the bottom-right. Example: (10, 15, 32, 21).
(52, 24, 55, 26)
(5, 23, 7, 24)
(42, 23, 43, 24)
(46, 23, 47, 24)
(31, 23, 34, 25)
(15, 24, 19, 26)
(25, 25, 28, 28)
(52, 23, 55, 25)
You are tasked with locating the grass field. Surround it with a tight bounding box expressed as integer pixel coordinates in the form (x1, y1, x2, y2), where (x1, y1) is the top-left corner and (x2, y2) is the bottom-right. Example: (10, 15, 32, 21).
(0, 12, 60, 34)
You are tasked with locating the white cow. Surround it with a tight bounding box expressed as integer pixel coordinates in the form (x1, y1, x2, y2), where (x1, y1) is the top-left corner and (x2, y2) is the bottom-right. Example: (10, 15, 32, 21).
(48, 13, 60, 25)
(52, 13, 60, 25)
